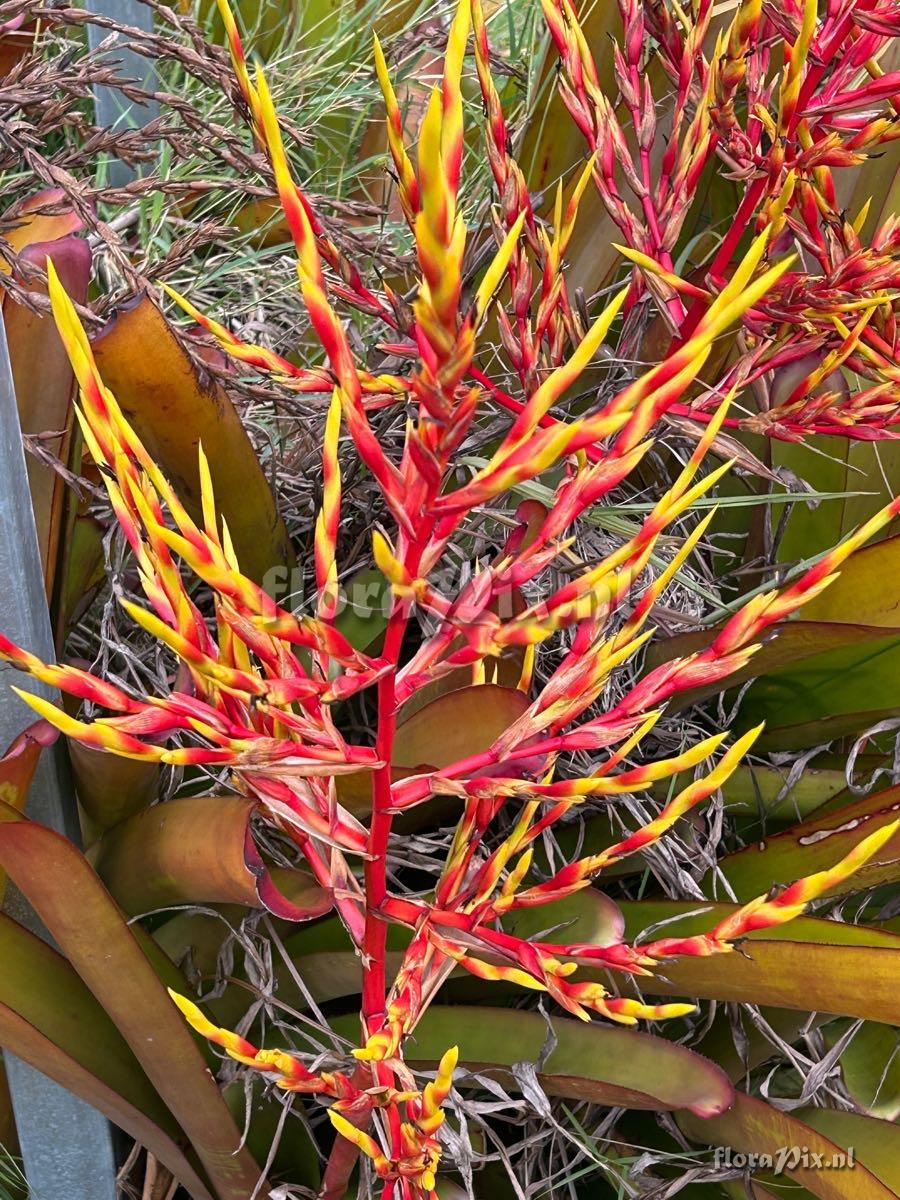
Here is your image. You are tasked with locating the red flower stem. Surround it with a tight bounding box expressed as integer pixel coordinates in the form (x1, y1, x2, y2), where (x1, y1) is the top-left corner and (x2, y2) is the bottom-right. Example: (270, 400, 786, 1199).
(672, 176, 769, 345)
(362, 615, 405, 1032)
(467, 365, 742, 434)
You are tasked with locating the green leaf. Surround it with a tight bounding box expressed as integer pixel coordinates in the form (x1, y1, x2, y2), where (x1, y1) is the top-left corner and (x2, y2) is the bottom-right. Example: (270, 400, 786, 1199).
(646, 620, 900, 712)
(0, 801, 265, 1200)
(333, 566, 390, 653)
(69, 740, 161, 836)
(770, 439, 900, 565)
(618, 902, 900, 1024)
(503, 887, 625, 947)
(831, 1021, 900, 1122)
(737, 635, 900, 749)
(797, 1109, 900, 1193)
(715, 785, 900, 900)
(330, 1006, 733, 1118)
(677, 763, 850, 826)
(646, 533, 900, 747)
(394, 682, 530, 769)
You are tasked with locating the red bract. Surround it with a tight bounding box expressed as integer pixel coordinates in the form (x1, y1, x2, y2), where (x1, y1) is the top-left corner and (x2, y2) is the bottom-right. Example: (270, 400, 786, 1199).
(3, 2, 900, 1197)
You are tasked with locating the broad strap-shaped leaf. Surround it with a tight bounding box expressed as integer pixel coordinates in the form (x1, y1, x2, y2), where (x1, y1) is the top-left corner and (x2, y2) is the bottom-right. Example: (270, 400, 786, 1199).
(738, 635, 900, 750)
(716, 784, 900, 900)
(798, 1108, 900, 1193)
(0, 801, 265, 1200)
(646, 619, 900, 712)
(90, 295, 293, 584)
(800, 533, 900, 628)
(331, 1006, 733, 1117)
(770, 437, 900, 564)
(0, 914, 214, 1199)
(69, 739, 162, 835)
(0, 719, 54, 903)
(393, 682, 531, 770)
(648, 532, 900, 748)
(0, 189, 90, 605)
(619, 901, 900, 1024)
(830, 1020, 900, 1122)
(339, 683, 531, 813)
(91, 793, 332, 919)
(678, 762, 850, 826)
(681, 1093, 899, 1200)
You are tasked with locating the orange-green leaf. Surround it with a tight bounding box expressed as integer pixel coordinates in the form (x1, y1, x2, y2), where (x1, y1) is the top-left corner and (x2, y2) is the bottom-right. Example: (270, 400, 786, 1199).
(798, 1109, 900, 1194)
(89, 295, 293, 585)
(681, 1093, 899, 1200)
(0, 912, 214, 1200)
(395, 681, 530, 769)
(70, 740, 162, 836)
(339, 682, 530, 812)
(518, 2, 621, 296)
(0, 801, 265, 1200)
(619, 901, 900, 1024)
(0, 720, 54, 904)
(0, 190, 90, 605)
(800, 533, 900, 627)
(90, 794, 332, 920)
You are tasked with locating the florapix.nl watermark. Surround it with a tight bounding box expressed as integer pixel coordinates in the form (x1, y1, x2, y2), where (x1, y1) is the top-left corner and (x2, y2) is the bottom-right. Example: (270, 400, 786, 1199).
(714, 1146, 856, 1174)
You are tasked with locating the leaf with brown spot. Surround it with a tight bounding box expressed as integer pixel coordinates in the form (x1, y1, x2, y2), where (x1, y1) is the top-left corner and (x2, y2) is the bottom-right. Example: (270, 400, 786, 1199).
(715, 784, 900, 901)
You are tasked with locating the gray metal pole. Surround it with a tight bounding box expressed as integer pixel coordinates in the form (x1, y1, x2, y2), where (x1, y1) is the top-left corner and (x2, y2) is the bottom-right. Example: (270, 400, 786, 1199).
(0, 317, 118, 1197)
(85, 0, 159, 188)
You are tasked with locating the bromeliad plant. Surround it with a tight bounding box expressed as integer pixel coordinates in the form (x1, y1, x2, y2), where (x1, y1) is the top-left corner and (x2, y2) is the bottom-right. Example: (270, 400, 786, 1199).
(3, 1, 900, 1197)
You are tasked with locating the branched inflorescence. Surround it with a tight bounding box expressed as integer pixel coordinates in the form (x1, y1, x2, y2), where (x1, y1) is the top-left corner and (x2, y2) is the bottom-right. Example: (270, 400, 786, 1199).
(3, 2, 900, 1197)
(544, 0, 900, 439)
